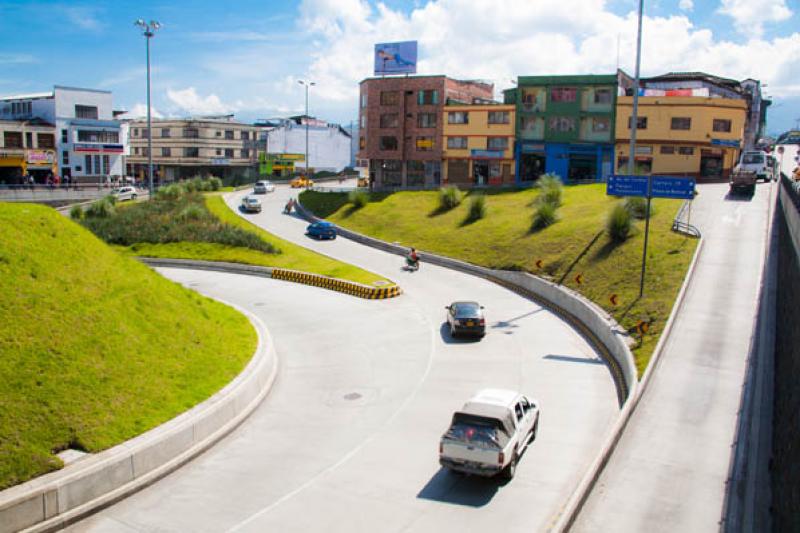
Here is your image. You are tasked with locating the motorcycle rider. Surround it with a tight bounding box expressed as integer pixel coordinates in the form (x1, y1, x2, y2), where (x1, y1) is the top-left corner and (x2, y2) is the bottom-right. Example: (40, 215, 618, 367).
(406, 247, 420, 270)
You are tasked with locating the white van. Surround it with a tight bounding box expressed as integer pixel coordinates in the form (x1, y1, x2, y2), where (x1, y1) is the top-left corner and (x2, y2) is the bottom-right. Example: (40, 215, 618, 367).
(737, 151, 772, 182)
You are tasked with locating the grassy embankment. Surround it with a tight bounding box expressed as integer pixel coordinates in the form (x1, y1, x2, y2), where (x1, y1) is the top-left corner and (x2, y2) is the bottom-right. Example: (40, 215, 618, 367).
(301, 185, 698, 374)
(0, 203, 256, 489)
(78, 185, 388, 287)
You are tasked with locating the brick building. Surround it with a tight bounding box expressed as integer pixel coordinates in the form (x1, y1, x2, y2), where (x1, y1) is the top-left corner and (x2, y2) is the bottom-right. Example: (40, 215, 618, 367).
(357, 75, 494, 189)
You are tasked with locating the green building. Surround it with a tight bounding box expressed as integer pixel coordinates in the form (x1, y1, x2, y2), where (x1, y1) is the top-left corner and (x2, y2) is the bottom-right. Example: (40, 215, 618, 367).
(513, 74, 619, 184)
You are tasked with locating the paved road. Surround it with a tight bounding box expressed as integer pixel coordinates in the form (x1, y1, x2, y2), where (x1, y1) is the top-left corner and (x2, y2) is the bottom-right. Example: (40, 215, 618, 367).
(70, 184, 617, 532)
(574, 181, 775, 532)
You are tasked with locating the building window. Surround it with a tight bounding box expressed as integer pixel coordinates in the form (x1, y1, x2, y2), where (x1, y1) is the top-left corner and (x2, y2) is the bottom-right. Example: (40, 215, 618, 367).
(216, 130, 222, 137)
(361, 93, 368, 108)
(381, 159, 402, 186)
(216, 149, 222, 156)
(592, 117, 610, 133)
(62, 151, 69, 165)
(488, 111, 510, 124)
(161, 128, 170, 138)
(141, 148, 149, 157)
(3, 132, 22, 148)
(416, 136, 434, 151)
(380, 91, 399, 105)
(448, 159, 469, 182)
(360, 115, 366, 129)
(26, 132, 33, 148)
(61, 129, 68, 143)
(359, 136, 366, 150)
(417, 113, 437, 128)
(548, 116, 576, 133)
(417, 90, 439, 105)
(102, 155, 109, 175)
(678, 147, 695, 155)
(671, 117, 692, 130)
(184, 127, 199, 138)
(380, 113, 399, 128)
(75, 105, 98, 119)
(627, 116, 648, 129)
(242, 149, 250, 158)
(134, 147, 140, 155)
(225, 148, 234, 158)
(224, 130, 234, 140)
(487, 137, 509, 150)
(448, 111, 469, 124)
(379, 136, 398, 151)
(407, 160, 426, 186)
(241, 131, 249, 140)
(37, 134, 55, 149)
(550, 87, 577, 103)
(447, 137, 468, 149)
(713, 119, 732, 132)
(85, 154, 92, 174)
(185, 147, 199, 157)
(11, 101, 32, 116)
(594, 88, 612, 104)
(77, 130, 120, 143)
(162, 147, 171, 157)
(660, 145, 675, 154)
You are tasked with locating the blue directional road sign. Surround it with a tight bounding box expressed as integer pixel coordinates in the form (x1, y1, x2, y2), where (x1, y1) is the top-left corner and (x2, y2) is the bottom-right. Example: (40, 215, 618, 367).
(650, 176, 695, 200)
(606, 175, 649, 197)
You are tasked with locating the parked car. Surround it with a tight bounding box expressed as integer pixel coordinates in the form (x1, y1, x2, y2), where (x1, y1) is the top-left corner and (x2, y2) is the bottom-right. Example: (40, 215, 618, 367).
(253, 180, 275, 194)
(240, 195, 262, 213)
(111, 186, 138, 201)
(291, 176, 314, 188)
(439, 389, 540, 480)
(445, 301, 486, 338)
(306, 221, 337, 240)
(738, 151, 772, 182)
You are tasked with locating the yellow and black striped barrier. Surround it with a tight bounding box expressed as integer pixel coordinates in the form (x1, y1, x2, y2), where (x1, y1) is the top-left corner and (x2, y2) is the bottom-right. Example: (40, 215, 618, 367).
(271, 268, 402, 300)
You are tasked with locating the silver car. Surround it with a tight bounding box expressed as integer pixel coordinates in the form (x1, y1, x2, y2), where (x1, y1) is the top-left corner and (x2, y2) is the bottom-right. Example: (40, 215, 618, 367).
(111, 186, 138, 201)
(241, 195, 262, 213)
(253, 180, 275, 194)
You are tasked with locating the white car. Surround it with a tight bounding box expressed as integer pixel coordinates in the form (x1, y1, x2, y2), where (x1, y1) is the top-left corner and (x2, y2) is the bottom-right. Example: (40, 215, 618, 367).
(111, 186, 138, 201)
(439, 389, 540, 480)
(253, 180, 275, 194)
(240, 195, 262, 213)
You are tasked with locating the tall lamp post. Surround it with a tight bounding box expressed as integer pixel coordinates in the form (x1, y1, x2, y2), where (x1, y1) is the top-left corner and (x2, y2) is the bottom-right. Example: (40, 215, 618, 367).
(134, 19, 161, 198)
(298, 79, 315, 182)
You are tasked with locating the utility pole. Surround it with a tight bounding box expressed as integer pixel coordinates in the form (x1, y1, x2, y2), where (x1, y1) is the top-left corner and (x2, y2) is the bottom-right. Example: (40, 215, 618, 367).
(135, 19, 161, 197)
(298, 79, 315, 181)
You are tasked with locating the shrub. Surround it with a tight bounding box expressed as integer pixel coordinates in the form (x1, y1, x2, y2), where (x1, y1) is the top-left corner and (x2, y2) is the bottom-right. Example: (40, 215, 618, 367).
(438, 186, 463, 211)
(536, 173, 563, 207)
(69, 205, 83, 220)
(466, 194, 486, 222)
(85, 198, 115, 219)
(348, 189, 369, 208)
(156, 184, 183, 201)
(531, 201, 558, 230)
(104, 194, 117, 206)
(207, 177, 222, 191)
(178, 204, 206, 222)
(623, 196, 655, 219)
(607, 203, 633, 242)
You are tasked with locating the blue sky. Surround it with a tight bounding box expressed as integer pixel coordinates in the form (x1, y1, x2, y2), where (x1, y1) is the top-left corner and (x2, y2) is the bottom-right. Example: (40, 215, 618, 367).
(1, 0, 798, 135)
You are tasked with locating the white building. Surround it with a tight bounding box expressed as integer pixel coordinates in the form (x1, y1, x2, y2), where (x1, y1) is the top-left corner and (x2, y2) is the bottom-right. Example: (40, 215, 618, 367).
(0, 86, 123, 183)
(260, 116, 351, 172)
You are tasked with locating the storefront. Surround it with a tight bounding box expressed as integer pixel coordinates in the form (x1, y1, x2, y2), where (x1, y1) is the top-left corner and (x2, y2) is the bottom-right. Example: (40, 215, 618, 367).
(0, 152, 25, 184)
(517, 141, 612, 184)
(26, 149, 57, 181)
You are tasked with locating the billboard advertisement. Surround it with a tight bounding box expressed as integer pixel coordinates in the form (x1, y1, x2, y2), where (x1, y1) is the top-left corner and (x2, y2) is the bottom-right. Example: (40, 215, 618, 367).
(374, 41, 417, 75)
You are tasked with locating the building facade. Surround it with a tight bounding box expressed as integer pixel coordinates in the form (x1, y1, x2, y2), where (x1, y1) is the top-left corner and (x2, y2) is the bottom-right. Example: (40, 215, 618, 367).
(358, 75, 494, 188)
(259, 116, 352, 173)
(0, 119, 57, 184)
(514, 74, 618, 185)
(0, 86, 123, 183)
(442, 103, 516, 186)
(126, 116, 259, 182)
(615, 96, 747, 180)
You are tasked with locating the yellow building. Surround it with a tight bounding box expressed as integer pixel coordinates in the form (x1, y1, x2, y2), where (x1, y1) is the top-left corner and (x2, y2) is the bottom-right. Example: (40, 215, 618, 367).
(442, 104, 516, 186)
(616, 96, 747, 180)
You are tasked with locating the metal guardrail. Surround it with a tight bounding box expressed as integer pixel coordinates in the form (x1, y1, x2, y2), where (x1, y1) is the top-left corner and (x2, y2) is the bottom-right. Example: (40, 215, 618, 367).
(672, 199, 701, 237)
(781, 172, 800, 212)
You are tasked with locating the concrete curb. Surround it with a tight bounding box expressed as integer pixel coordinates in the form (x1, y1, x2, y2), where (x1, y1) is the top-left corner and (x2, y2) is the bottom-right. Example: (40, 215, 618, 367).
(136, 257, 402, 300)
(0, 304, 278, 533)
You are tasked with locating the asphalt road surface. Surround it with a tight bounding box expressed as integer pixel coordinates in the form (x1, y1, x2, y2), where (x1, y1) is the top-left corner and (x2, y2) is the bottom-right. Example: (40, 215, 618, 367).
(573, 181, 775, 532)
(70, 183, 618, 532)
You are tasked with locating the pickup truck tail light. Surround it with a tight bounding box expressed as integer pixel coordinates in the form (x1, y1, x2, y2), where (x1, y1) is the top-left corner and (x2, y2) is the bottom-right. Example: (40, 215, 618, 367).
(479, 318, 485, 326)
(498, 451, 504, 465)
(439, 442, 443, 455)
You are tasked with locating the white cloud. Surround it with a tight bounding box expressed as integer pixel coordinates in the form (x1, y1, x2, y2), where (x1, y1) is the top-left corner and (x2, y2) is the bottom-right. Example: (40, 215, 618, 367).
(0, 53, 36, 65)
(117, 103, 163, 120)
(166, 87, 234, 116)
(718, 0, 792, 37)
(679, 0, 694, 11)
(60, 6, 102, 31)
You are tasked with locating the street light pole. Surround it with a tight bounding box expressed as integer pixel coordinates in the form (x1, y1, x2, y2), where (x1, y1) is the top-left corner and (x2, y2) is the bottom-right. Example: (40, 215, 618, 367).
(135, 19, 161, 198)
(298, 80, 315, 180)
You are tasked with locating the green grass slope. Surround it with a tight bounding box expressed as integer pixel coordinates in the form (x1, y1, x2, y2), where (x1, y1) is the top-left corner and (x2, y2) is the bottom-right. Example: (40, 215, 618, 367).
(301, 185, 698, 374)
(0, 203, 256, 490)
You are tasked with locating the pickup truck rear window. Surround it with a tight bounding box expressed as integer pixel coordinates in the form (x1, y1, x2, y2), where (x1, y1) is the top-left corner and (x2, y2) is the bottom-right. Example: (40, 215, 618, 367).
(445, 422, 501, 449)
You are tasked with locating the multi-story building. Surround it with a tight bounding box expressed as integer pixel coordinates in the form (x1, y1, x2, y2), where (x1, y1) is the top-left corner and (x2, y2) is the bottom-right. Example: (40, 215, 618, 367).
(126, 116, 259, 182)
(0, 118, 57, 184)
(258, 116, 352, 173)
(0, 86, 123, 183)
(358, 75, 494, 188)
(615, 96, 747, 180)
(513, 74, 618, 185)
(442, 103, 516, 186)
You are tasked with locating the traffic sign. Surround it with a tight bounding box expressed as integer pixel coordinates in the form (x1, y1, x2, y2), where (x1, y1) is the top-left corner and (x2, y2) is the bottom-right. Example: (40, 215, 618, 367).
(607, 175, 649, 197)
(651, 176, 695, 200)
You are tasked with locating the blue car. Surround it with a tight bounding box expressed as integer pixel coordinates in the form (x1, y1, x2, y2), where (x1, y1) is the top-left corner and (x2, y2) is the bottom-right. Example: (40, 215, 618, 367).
(306, 221, 337, 240)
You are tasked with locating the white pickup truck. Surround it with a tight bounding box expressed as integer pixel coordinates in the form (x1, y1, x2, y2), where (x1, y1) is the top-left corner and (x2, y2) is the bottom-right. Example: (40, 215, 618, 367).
(439, 389, 540, 480)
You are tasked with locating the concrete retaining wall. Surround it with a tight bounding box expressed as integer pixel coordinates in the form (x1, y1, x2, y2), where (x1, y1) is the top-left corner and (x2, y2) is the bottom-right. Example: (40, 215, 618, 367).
(0, 307, 277, 533)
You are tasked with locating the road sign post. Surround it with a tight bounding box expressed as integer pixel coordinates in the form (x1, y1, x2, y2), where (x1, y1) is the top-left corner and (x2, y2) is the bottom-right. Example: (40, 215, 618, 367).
(639, 175, 652, 298)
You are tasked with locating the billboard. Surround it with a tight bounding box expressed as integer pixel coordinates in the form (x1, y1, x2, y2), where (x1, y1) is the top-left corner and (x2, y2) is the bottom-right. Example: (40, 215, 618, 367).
(374, 41, 417, 75)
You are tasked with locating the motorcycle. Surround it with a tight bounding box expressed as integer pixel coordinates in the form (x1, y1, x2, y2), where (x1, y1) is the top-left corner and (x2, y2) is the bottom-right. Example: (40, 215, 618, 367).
(404, 256, 420, 271)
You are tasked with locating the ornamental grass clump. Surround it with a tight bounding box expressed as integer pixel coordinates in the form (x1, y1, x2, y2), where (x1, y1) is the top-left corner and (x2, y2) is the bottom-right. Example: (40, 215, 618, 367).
(531, 200, 558, 231)
(536, 173, 563, 207)
(464, 193, 487, 223)
(438, 185, 463, 211)
(623, 196, 655, 219)
(69, 205, 83, 220)
(607, 202, 634, 242)
(84, 197, 115, 219)
(348, 189, 369, 209)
